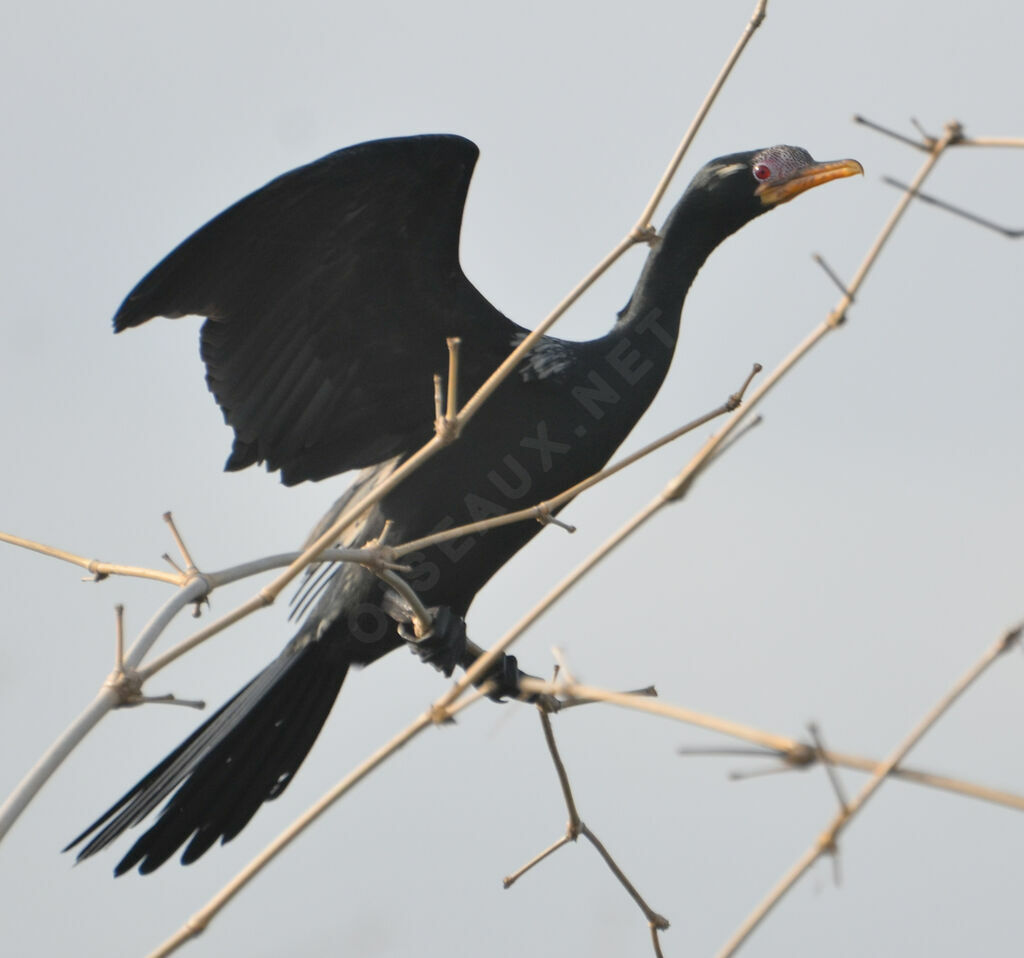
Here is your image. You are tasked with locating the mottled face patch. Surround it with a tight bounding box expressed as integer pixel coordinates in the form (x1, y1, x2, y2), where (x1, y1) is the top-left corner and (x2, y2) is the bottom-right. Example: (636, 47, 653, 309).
(748, 145, 815, 185)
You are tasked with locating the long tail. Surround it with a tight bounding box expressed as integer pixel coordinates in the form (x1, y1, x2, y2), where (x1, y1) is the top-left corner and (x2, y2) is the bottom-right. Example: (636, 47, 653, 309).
(65, 634, 350, 875)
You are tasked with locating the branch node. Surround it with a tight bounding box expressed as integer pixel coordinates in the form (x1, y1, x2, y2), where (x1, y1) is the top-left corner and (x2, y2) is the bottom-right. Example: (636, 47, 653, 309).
(630, 224, 661, 247)
(535, 502, 576, 533)
(428, 703, 454, 726)
(82, 558, 109, 583)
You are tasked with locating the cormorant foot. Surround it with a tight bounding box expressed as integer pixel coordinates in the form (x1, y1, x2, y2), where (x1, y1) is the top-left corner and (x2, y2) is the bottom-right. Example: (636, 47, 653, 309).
(479, 652, 528, 702)
(401, 605, 468, 678)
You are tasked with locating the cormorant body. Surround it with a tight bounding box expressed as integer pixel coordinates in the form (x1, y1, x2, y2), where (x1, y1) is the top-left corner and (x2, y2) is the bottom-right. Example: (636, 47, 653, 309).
(66, 134, 860, 874)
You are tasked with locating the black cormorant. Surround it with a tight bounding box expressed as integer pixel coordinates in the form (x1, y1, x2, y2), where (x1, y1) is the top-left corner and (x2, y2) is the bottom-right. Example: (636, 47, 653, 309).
(66, 134, 861, 874)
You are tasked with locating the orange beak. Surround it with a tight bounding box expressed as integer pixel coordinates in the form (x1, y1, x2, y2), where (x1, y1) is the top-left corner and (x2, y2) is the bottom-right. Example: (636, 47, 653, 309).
(756, 158, 864, 206)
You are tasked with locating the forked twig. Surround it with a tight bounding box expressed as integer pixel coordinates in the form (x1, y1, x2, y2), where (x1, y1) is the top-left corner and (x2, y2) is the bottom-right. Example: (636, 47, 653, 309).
(503, 708, 669, 956)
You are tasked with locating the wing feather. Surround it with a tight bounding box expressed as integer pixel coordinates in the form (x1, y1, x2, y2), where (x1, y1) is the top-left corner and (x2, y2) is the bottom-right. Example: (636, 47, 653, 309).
(113, 134, 521, 484)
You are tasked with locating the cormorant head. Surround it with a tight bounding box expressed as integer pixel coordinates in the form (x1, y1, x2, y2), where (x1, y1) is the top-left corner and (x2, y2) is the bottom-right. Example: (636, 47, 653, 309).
(689, 146, 863, 223)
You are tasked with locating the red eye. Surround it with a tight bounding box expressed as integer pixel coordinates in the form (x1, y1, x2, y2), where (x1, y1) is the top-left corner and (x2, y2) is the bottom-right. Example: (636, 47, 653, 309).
(753, 163, 772, 180)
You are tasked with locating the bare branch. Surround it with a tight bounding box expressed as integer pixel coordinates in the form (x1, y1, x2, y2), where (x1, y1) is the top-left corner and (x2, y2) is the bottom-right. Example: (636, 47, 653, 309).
(502, 834, 572, 888)
(808, 722, 850, 813)
(853, 114, 933, 151)
(952, 135, 1024, 147)
(144, 677, 495, 958)
(881, 176, 1023, 237)
(521, 676, 1024, 812)
(0, 529, 184, 586)
(812, 252, 856, 300)
(634, 0, 768, 229)
(714, 624, 1022, 958)
(503, 706, 669, 953)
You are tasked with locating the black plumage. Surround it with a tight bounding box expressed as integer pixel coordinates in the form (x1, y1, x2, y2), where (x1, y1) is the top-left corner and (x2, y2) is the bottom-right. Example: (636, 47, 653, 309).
(66, 134, 860, 874)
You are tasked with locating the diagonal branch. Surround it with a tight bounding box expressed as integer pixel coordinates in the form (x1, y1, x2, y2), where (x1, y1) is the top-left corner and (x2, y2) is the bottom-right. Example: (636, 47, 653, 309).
(713, 624, 1022, 958)
(518, 676, 1024, 813)
(0, 530, 184, 586)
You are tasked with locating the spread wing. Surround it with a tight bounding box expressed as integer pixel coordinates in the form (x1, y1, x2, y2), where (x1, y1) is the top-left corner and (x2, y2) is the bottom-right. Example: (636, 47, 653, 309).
(113, 134, 521, 485)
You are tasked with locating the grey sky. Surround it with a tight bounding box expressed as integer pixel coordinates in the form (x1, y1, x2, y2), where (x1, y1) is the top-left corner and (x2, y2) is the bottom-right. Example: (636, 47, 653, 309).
(2, 2, 1022, 956)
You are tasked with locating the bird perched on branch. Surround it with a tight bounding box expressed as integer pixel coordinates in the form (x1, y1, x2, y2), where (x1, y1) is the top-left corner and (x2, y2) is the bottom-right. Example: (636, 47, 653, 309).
(67, 134, 861, 874)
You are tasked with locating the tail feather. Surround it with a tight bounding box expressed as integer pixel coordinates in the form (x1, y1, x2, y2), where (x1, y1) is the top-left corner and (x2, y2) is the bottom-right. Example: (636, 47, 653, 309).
(65, 635, 349, 875)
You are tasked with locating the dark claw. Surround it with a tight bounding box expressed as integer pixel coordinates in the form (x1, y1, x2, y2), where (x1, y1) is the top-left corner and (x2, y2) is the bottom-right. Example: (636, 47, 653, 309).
(399, 606, 467, 678)
(481, 653, 524, 702)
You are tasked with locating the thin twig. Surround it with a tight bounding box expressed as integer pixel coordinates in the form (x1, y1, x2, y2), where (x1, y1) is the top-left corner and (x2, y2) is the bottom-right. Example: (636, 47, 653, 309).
(445, 336, 461, 424)
(812, 253, 855, 300)
(953, 135, 1024, 147)
(113, 604, 125, 675)
(634, 0, 768, 229)
(808, 723, 849, 813)
(852, 115, 932, 152)
(539, 709, 582, 830)
(881, 176, 1023, 237)
(714, 624, 1021, 958)
(502, 835, 572, 888)
(162, 512, 198, 573)
(0, 530, 184, 586)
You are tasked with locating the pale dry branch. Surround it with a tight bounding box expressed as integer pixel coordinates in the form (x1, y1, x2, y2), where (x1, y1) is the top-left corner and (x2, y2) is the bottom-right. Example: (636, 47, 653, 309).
(951, 135, 1024, 147)
(0, 529, 184, 586)
(503, 707, 669, 956)
(519, 677, 1024, 813)
(714, 624, 1022, 958)
(502, 834, 572, 888)
(852, 114, 932, 151)
(881, 176, 1023, 237)
(0, 544, 435, 844)
(162, 512, 198, 574)
(807, 723, 850, 814)
(445, 336, 461, 427)
(144, 680, 494, 958)
(633, 0, 767, 230)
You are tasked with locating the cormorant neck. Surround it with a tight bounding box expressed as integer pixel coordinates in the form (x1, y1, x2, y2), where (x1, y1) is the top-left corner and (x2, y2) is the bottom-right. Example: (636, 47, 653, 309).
(598, 185, 761, 413)
(616, 185, 758, 341)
